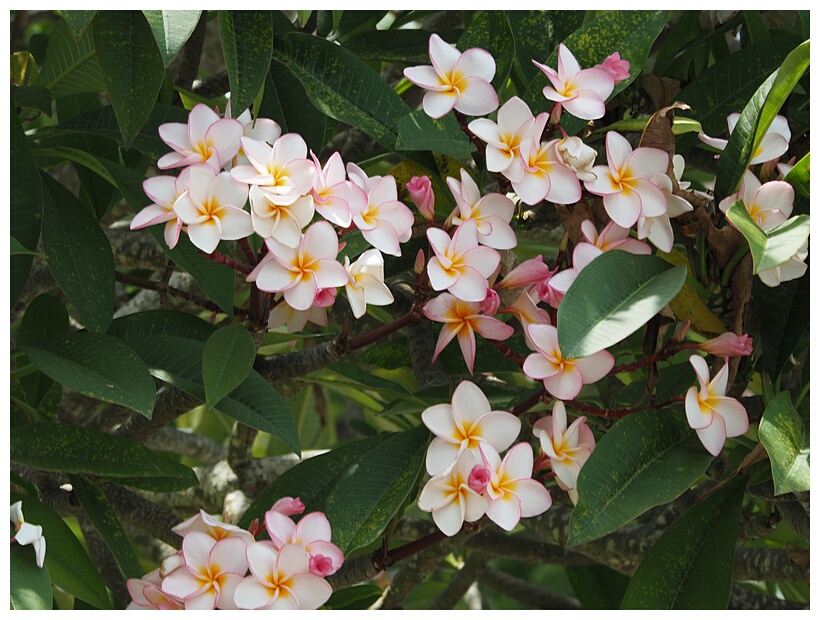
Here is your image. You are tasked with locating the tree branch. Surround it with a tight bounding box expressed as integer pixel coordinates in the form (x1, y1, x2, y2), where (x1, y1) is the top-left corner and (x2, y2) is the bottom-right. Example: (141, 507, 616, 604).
(116, 387, 201, 443)
(430, 551, 489, 610)
(477, 567, 581, 609)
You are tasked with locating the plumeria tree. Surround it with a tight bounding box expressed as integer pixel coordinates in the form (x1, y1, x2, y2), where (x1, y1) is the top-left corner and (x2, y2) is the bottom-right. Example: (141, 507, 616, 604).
(10, 9, 809, 611)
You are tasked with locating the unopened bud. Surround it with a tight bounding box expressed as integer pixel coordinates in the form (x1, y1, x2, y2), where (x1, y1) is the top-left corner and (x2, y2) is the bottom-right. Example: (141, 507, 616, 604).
(414, 249, 426, 275)
(595, 52, 630, 84)
(467, 465, 491, 494)
(480, 289, 501, 316)
(309, 554, 336, 577)
(270, 496, 306, 517)
(407, 175, 436, 223)
(700, 332, 754, 357)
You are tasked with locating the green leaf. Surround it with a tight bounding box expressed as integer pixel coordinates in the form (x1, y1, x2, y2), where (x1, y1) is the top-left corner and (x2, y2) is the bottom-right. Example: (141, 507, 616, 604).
(10, 424, 198, 490)
(758, 392, 810, 495)
(39, 18, 107, 98)
(22, 331, 156, 418)
(69, 475, 144, 580)
(620, 476, 746, 609)
(62, 10, 97, 40)
(93, 11, 166, 148)
(271, 32, 410, 151)
(754, 274, 809, 378)
(566, 565, 630, 609)
(457, 11, 513, 91)
(569, 408, 714, 546)
(296, 10, 312, 28)
(10, 493, 111, 609)
(326, 584, 384, 610)
(10, 543, 52, 610)
(143, 10, 202, 66)
(784, 152, 810, 201)
(557, 251, 686, 359)
(203, 324, 256, 408)
(395, 110, 476, 159)
(725, 201, 810, 274)
(219, 11, 273, 117)
(108, 308, 216, 342)
(508, 11, 585, 83)
(12, 85, 52, 114)
(343, 28, 446, 64)
(40, 174, 115, 333)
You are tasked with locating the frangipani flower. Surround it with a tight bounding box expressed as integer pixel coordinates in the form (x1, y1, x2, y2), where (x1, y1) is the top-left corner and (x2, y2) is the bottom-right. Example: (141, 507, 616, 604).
(420, 380, 520, 475)
(127, 569, 184, 610)
(264, 510, 344, 578)
(532, 400, 595, 503)
(685, 355, 749, 456)
(498, 289, 552, 350)
(423, 293, 514, 375)
(580, 219, 651, 255)
(757, 239, 808, 287)
(407, 175, 436, 223)
(404, 33, 498, 119)
(594, 52, 630, 84)
(267, 292, 330, 333)
(699, 113, 790, 165)
(467, 96, 534, 180)
(523, 324, 614, 400)
(554, 136, 598, 182)
(227, 101, 282, 167)
(418, 450, 488, 536)
(247, 221, 349, 311)
(10, 501, 46, 568)
(270, 496, 306, 517)
(310, 152, 366, 228)
(533, 44, 614, 121)
(699, 332, 754, 357)
(427, 220, 500, 302)
(231, 134, 316, 196)
(234, 543, 332, 610)
(171, 509, 255, 546)
(344, 249, 394, 319)
(448, 169, 517, 249)
(173, 165, 253, 254)
(638, 156, 694, 252)
(480, 443, 552, 531)
(132, 167, 193, 249)
(248, 185, 315, 248)
(584, 131, 669, 229)
(719, 170, 794, 231)
(157, 103, 243, 172)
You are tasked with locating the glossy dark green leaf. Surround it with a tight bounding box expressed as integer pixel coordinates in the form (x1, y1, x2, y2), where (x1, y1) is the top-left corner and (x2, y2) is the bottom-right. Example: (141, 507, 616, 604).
(70, 475, 144, 580)
(10, 237, 39, 256)
(62, 10, 97, 40)
(108, 308, 216, 342)
(557, 251, 686, 359)
(569, 408, 714, 546)
(12, 84, 52, 114)
(725, 201, 810, 274)
(758, 392, 810, 495)
(10, 424, 198, 490)
(93, 11, 165, 148)
(143, 10, 202, 66)
(620, 476, 746, 609)
(40, 174, 114, 333)
(396, 110, 476, 159)
(508, 11, 585, 83)
(10, 543, 52, 610)
(566, 565, 630, 610)
(754, 270, 809, 378)
(343, 28, 447, 64)
(10, 493, 111, 609)
(784, 152, 810, 202)
(39, 19, 107, 97)
(219, 11, 273, 117)
(203, 324, 256, 408)
(271, 32, 410, 151)
(22, 331, 156, 418)
(326, 584, 384, 610)
(457, 11, 513, 90)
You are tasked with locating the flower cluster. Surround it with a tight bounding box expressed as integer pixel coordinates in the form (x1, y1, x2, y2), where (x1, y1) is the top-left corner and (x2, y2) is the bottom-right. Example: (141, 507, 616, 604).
(126, 499, 342, 610)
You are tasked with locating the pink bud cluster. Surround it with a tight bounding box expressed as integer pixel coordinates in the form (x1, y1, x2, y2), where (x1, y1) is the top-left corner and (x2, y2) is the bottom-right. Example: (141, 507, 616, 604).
(126, 499, 342, 610)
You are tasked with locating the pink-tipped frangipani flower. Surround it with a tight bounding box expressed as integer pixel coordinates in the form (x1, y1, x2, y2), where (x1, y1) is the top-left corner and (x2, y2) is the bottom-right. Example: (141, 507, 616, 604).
(584, 131, 669, 229)
(10, 501, 45, 568)
(230, 134, 316, 195)
(161, 532, 248, 610)
(248, 185, 315, 249)
(421, 380, 521, 475)
(264, 510, 344, 577)
(234, 543, 332, 610)
(127, 569, 185, 610)
(132, 167, 194, 250)
(532, 400, 595, 500)
(554, 136, 598, 182)
(533, 44, 615, 121)
(157, 103, 243, 172)
(580, 219, 652, 255)
(344, 249, 394, 319)
(685, 355, 749, 456)
(403, 33, 498, 119)
(423, 293, 514, 375)
(267, 292, 330, 333)
(171, 509, 255, 545)
(467, 96, 535, 180)
(347, 163, 415, 257)
(418, 450, 488, 536)
(523, 324, 615, 400)
(638, 158, 694, 252)
(407, 175, 436, 223)
(718, 170, 794, 232)
(247, 221, 349, 311)
(447, 169, 517, 250)
(229, 103, 282, 167)
(757, 240, 808, 288)
(499, 290, 552, 350)
(173, 165, 253, 254)
(699, 333, 754, 357)
(480, 443, 552, 531)
(594, 52, 630, 84)
(310, 151, 367, 227)
(270, 497, 306, 517)
(427, 220, 501, 302)
(699, 113, 790, 165)
(495, 254, 556, 290)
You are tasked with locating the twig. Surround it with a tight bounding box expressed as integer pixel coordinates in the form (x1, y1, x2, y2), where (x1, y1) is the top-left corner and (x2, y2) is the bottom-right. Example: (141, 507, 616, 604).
(430, 551, 490, 610)
(477, 567, 581, 609)
(115, 271, 245, 317)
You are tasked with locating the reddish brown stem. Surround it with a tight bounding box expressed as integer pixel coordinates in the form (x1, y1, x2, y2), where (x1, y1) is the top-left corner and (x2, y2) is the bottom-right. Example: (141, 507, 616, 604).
(237, 238, 258, 266)
(383, 521, 480, 567)
(609, 344, 683, 375)
(509, 387, 546, 417)
(198, 249, 253, 275)
(565, 395, 686, 419)
(493, 340, 526, 368)
(347, 312, 418, 351)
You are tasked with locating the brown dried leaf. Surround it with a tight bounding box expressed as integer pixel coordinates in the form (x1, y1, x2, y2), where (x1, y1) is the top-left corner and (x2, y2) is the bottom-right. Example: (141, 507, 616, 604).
(641, 74, 681, 111)
(639, 102, 691, 183)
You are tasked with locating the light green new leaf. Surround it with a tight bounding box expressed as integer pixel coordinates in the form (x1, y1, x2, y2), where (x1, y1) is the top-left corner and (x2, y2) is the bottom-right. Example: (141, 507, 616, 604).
(557, 251, 686, 359)
(219, 11, 273, 117)
(62, 10, 97, 40)
(784, 152, 810, 200)
(396, 110, 476, 159)
(620, 476, 746, 609)
(758, 392, 810, 495)
(10, 493, 111, 609)
(10, 424, 198, 490)
(22, 331, 156, 418)
(10, 544, 52, 610)
(725, 201, 810, 274)
(93, 11, 166, 148)
(568, 408, 714, 546)
(40, 174, 114, 333)
(39, 19, 107, 98)
(70, 475, 144, 580)
(457, 11, 513, 90)
(143, 10, 202, 66)
(203, 324, 256, 408)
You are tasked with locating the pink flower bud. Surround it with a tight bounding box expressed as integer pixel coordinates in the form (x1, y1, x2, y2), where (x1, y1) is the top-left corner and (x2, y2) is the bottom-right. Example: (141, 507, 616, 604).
(414, 248, 426, 275)
(313, 287, 337, 308)
(595, 52, 630, 84)
(407, 176, 435, 223)
(700, 333, 754, 357)
(309, 554, 335, 577)
(270, 496, 305, 517)
(467, 465, 491, 494)
(480, 289, 500, 316)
